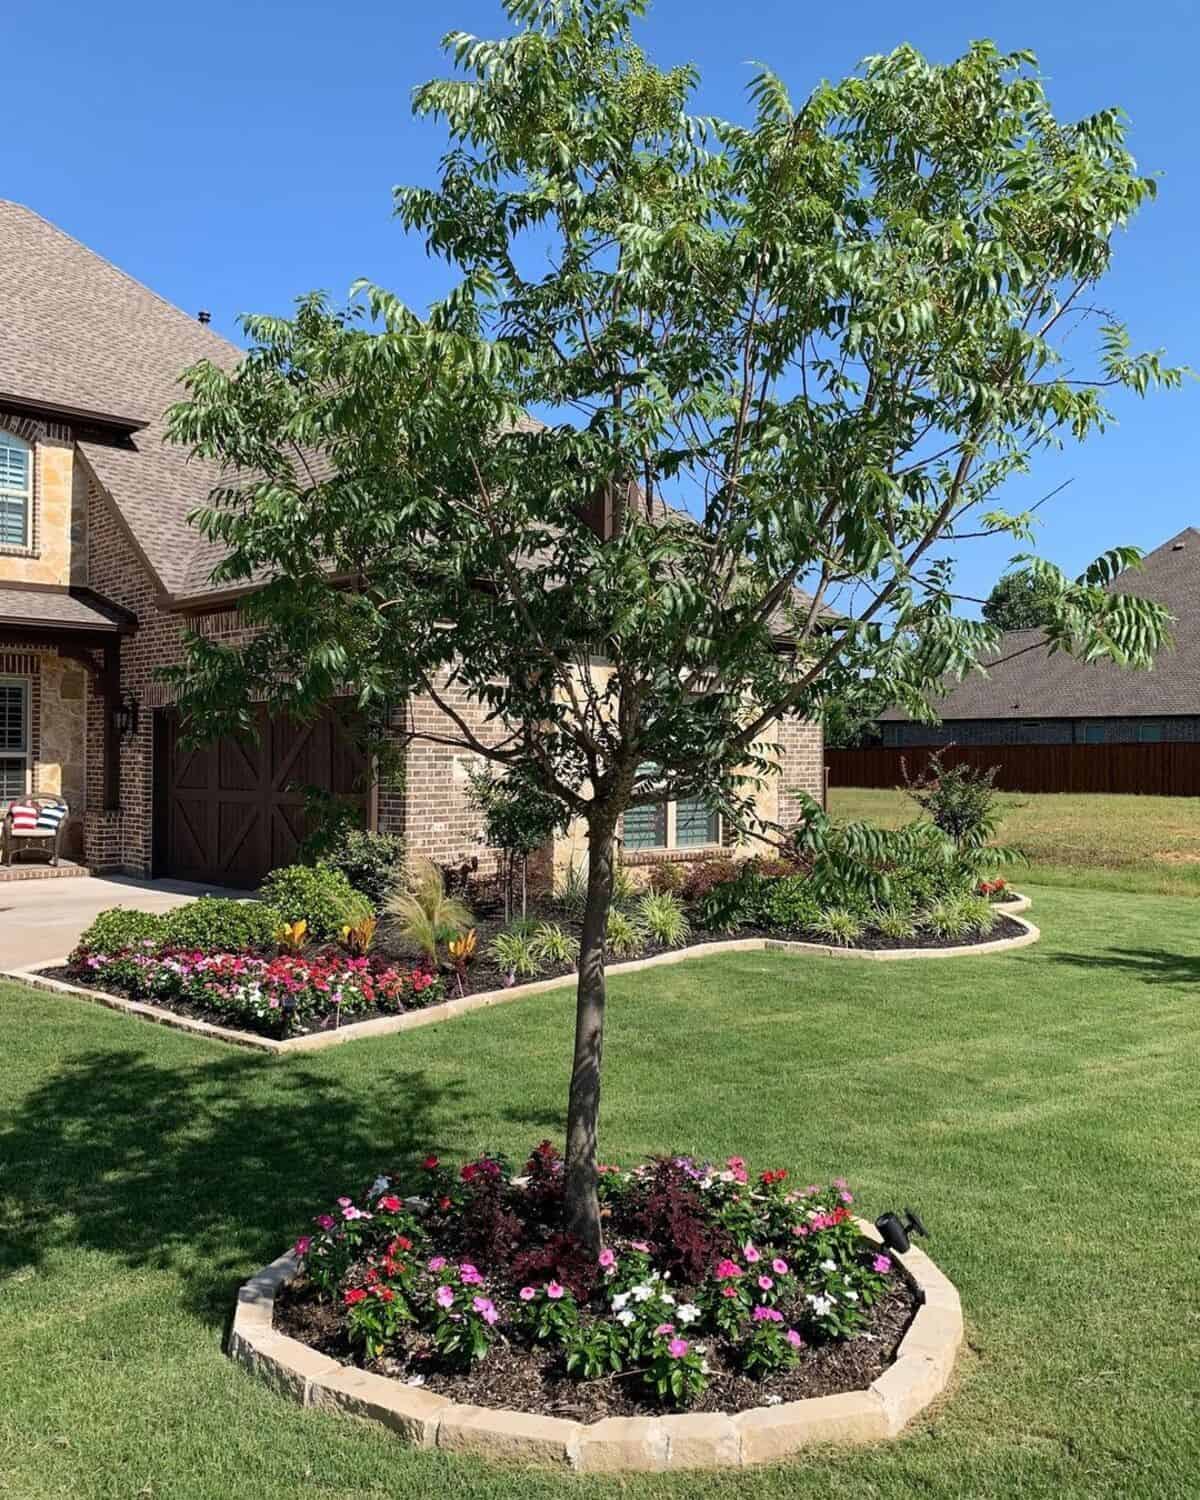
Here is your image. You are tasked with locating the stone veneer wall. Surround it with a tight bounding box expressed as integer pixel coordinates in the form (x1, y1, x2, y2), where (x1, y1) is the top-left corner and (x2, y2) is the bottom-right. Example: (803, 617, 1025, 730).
(0, 417, 81, 582)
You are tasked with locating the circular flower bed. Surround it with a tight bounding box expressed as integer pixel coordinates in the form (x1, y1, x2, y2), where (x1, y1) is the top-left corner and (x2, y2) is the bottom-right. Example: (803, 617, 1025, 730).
(274, 1143, 919, 1421)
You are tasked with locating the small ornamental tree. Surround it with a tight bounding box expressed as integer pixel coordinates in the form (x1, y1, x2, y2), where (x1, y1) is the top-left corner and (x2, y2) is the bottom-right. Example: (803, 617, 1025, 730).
(166, 1, 1181, 1250)
(467, 765, 569, 918)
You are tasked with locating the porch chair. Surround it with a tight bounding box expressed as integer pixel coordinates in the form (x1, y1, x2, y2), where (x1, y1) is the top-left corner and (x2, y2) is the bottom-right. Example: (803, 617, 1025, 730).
(2, 798, 72, 867)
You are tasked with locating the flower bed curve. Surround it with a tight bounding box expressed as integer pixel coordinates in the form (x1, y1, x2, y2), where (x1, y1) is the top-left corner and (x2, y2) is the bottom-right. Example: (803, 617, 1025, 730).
(234, 1144, 963, 1469)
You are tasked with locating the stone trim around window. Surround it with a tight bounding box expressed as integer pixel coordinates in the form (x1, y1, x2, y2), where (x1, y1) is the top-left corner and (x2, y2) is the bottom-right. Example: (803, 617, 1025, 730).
(0, 414, 57, 560)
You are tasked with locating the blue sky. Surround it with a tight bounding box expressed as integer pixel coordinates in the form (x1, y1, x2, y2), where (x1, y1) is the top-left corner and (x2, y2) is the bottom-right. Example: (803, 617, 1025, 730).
(7, 0, 1197, 610)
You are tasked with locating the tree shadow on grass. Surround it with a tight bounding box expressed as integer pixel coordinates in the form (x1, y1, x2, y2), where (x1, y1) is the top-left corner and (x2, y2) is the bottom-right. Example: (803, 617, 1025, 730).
(0, 1046, 464, 1328)
(1047, 947, 1200, 988)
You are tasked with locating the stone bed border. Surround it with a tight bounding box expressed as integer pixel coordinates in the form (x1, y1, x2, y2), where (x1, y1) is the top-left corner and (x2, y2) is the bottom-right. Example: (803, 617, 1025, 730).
(3, 896, 1035, 1058)
(229, 1217, 961, 1471)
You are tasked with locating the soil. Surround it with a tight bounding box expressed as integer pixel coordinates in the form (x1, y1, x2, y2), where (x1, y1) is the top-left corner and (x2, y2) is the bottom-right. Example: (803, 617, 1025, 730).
(40, 908, 1028, 1040)
(274, 1270, 918, 1419)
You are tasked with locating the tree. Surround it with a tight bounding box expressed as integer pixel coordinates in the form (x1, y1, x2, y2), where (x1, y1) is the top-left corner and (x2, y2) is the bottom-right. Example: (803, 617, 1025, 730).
(982, 567, 1064, 630)
(467, 765, 568, 919)
(165, 1, 1181, 1251)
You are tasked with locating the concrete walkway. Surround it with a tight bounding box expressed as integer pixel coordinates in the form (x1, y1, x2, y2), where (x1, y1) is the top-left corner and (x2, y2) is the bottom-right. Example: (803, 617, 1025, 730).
(0, 876, 250, 971)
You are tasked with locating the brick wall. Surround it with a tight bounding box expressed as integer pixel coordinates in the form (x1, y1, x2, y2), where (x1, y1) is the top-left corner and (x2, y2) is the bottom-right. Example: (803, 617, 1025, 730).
(775, 716, 826, 827)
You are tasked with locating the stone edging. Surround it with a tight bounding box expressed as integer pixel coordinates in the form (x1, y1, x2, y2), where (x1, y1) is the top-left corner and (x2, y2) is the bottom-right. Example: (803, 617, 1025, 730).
(3, 897, 1036, 1058)
(229, 1218, 961, 1471)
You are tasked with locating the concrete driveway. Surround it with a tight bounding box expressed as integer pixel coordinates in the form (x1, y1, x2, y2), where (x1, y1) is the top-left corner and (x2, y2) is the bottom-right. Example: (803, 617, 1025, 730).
(0, 875, 251, 971)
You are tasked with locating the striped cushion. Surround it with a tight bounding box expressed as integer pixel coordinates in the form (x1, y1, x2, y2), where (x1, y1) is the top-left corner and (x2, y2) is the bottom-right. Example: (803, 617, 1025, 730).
(34, 801, 68, 832)
(9, 802, 39, 833)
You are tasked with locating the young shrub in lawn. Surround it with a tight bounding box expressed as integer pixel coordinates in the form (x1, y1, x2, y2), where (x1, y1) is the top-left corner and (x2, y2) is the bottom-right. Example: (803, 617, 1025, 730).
(902, 749, 1002, 848)
(637, 890, 691, 947)
(387, 856, 473, 964)
(159, 896, 282, 953)
(73, 907, 167, 957)
(530, 922, 580, 968)
(605, 908, 646, 959)
(490, 927, 544, 979)
(260, 863, 370, 941)
(810, 907, 865, 947)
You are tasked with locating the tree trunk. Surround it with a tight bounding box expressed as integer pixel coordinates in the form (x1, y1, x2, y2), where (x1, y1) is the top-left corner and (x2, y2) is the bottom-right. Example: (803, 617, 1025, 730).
(564, 811, 617, 1252)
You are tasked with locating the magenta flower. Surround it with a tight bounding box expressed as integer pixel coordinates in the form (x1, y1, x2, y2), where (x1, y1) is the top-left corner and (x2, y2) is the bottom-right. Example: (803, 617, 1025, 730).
(427, 1256, 447, 1273)
(667, 1338, 690, 1358)
(772, 1257, 789, 1275)
(757, 1274, 774, 1291)
(873, 1254, 893, 1274)
(752, 1305, 783, 1323)
(546, 1281, 565, 1300)
(714, 1258, 743, 1280)
(786, 1328, 805, 1349)
(654, 1323, 675, 1337)
(518, 1286, 537, 1301)
(315, 1214, 335, 1230)
(472, 1296, 499, 1326)
(743, 1242, 761, 1264)
(459, 1263, 484, 1286)
(435, 1284, 455, 1309)
(293, 1236, 311, 1258)
(598, 1248, 616, 1269)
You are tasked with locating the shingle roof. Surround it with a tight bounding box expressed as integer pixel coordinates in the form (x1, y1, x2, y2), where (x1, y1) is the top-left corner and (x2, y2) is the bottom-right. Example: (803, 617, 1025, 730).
(0, 200, 239, 596)
(0, 586, 131, 632)
(880, 528, 1200, 721)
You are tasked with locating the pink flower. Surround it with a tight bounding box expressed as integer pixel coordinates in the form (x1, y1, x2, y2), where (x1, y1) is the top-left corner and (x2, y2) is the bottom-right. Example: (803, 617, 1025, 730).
(315, 1214, 335, 1230)
(337, 1196, 352, 1207)
(667, 1338, 689, 1358)
(472, 1296, 499, 1326)
(654, 1323, 675, 1337)
(786, 1328, 805, 1349)
(839, 1191, 853, 1204)
(293, 1236, 311, 1257)
(743, 1243, 761, 1264)
(435, 1284, 455, 1309)
(873, 1254, 893, 1274)
(721, 1285, 738, 1299)
(792, 1224, 809, 1238)
(459, 1263, 484, 1286)
(518, 1286, 537, 1302)
(772, 1257, 789, 1275)
(630, 1240, 651, 1253)
(752, 1305, 783, 1323)
(546, 1281, 565, 1300)
(757, 1275, 774, 1291)
(714, 1258, 743, 1280)
(598, 1248, 616, 1269)
(427, 1256, 447, 1272)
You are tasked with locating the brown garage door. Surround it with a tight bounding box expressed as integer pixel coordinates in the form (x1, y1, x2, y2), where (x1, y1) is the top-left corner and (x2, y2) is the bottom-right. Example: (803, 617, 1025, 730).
(154, 705, 369, 888)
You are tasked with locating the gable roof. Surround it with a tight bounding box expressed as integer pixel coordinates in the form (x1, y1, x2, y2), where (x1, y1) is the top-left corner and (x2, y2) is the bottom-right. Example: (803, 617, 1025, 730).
(0, 200, 239, 596)
(881, 527, 1200, 722)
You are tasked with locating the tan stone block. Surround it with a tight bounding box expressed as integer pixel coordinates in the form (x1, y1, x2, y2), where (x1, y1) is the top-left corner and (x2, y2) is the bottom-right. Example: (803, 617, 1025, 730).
(437, 1404, 580, 1465)
(871, 1356, 948, 1436)
(662, 1412, 742, 1469)
(899, 1304, 962, 1368)
(572, 1416, 670, 1473)
(308, 1367, 449, 1446)
(232, 1290, 274, 1336)
(237, 1330, 342, 1403)
(736, 1391, 888, 1465)
(58, 671, 84, 700)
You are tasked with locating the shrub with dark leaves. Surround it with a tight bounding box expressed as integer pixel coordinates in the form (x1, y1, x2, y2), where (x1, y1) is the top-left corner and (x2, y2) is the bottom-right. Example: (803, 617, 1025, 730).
(510, 1232, 599, 1303)
(630, 1157, 730, 1283)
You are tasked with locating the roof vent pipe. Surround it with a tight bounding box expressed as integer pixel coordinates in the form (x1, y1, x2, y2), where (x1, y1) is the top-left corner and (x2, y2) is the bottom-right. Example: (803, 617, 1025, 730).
(197, 309, 211, 325)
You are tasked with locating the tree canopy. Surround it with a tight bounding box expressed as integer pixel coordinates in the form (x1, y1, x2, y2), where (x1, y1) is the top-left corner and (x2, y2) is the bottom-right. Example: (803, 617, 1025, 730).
(983, 566, 1068, 631)
(166, 0, 1182, 1246)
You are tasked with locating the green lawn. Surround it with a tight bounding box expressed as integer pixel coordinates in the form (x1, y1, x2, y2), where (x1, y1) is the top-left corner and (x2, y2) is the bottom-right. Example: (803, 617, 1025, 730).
(2, 884, 1199, 1498)
(829, 786, 1200, 897)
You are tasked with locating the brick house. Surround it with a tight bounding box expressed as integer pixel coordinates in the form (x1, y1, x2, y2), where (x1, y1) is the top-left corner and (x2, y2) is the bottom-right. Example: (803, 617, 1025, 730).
(0, 201, 823, 886)
(878, 528, 1200, 749)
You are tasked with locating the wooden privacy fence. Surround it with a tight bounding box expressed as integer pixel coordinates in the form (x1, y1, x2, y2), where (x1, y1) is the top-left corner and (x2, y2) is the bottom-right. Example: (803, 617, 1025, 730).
(825, 742, 1200, 797)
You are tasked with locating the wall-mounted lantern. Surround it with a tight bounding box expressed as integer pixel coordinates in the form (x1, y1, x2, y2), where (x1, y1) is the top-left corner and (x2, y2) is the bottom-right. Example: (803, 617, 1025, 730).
(112, 696, 140, 738)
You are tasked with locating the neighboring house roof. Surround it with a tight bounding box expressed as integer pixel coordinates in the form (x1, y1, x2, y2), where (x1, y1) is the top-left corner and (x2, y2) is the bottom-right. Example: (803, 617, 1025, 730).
(0, 200, 239, 597)
(0, 585, 134, 633)
(880, 527, 1200, 721)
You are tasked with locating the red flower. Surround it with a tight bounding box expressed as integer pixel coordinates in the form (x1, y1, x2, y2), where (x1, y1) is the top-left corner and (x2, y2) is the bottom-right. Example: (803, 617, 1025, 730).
(378, 1194, 403, 1213)
(390, 1235, 413, 1253)
(422, 1155, 440, 1171)
(760, 1168, 788, 1186)
(343, 1287, 368, 1305)
(378, 1287, 395, 1303)
(438, 1196, 452, 1211)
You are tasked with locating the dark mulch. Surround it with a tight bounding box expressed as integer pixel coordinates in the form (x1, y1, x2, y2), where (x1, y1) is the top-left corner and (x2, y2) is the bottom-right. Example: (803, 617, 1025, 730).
(274, 1272, 917, 1419)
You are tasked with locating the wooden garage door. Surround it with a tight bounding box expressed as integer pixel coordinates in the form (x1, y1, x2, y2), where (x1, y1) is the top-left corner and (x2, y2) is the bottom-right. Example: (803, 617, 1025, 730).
(154, 705, 369, 888)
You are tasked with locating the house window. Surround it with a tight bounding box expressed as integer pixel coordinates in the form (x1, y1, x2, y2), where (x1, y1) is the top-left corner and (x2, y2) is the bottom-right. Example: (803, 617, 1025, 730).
(1136, 722, 1162, 744)
(0, 430, 31, 549)
(1083, 724, 1105, 745)
(0, 679, 30, 801)
(622, 764, 720, 851)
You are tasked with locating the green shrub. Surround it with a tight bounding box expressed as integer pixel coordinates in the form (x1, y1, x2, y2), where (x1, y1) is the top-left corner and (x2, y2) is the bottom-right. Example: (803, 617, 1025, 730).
(679, 855, 739, 904)
(759, 876, 822, 933)
(530, 922, 580, 967)
(959, 894, 999, 935)
(637, 890, 690, 947)
(644, 862, 683, 895)
(921, 897, 976, 941)
(74, 907, 166, 956)
(554, 858, 588, 919)
(810, 907, 864, 946)
(490, 928, 543, 978)
(320, 828, 406, 910)
(605, 908, 646, 959)
(902, 750, 1002, 847)
(160, 897, 282, 953)
(695, 868, 767, 932)
(875, 907, 918, 941)
(261, 863, 370, 941)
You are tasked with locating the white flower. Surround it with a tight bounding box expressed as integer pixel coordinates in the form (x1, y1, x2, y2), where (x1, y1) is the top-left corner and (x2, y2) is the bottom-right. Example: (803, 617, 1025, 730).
(844, 1290, 859, 1303)
(370, 1176, 392, 1198)
(700, 1361, 711, 1375)
(611, 1292, 630, 1311)
(820, 1259, 837, 1273)
(616, 1308, 636, 1327)
(764, 1393, 783, 1406)
(676, 1303, 701, 1325)
(660, 1292, 676, 1306)
(806, 1293, 835, 1318)
(631, 1283, 654, 1303)
(405, 1374, 426, 1387)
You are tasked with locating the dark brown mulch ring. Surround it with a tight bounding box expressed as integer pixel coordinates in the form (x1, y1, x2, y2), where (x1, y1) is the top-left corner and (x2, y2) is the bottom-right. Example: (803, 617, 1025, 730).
(273, 1274, 918, 1420)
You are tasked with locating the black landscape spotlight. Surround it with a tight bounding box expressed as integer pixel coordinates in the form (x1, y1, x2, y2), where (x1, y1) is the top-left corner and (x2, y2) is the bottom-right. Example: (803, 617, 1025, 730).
(874, 1207, 928, 1255)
